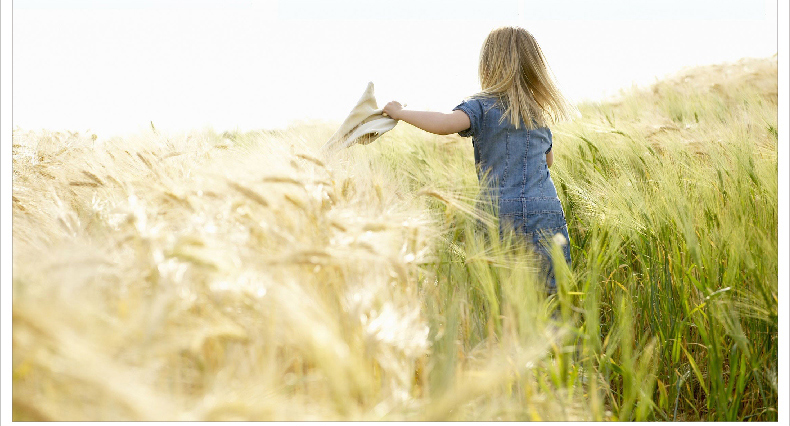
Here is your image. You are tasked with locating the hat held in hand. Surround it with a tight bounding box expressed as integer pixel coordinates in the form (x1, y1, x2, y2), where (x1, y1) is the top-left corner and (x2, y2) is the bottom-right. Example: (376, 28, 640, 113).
(322, 82, 397, 152)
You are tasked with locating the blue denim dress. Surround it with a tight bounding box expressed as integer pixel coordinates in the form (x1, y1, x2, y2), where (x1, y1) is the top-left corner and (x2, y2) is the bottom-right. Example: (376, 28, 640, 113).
(454, 96, 571, 293)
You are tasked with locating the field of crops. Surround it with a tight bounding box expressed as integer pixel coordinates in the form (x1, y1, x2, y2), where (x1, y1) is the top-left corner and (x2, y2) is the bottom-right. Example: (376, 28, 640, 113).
(11, 56, 777, 421)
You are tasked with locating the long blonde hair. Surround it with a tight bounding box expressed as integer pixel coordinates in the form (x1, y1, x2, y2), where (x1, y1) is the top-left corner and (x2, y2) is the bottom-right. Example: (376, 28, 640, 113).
(477, 26, 575, 129)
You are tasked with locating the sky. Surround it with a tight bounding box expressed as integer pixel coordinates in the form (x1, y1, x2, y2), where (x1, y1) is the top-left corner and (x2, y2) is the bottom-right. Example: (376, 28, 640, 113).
(12, 0, 779, 139)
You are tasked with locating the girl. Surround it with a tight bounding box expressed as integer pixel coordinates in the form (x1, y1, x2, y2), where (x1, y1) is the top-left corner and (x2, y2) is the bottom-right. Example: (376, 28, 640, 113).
(383, 26, 575, 293)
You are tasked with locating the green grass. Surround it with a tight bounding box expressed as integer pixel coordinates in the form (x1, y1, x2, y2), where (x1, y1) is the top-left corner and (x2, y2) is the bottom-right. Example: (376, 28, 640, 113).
(366, 56, 778, 421)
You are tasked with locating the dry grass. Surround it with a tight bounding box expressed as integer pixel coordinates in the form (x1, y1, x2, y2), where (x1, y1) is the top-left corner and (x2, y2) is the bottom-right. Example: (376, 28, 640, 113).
(12, 122, 569, 420)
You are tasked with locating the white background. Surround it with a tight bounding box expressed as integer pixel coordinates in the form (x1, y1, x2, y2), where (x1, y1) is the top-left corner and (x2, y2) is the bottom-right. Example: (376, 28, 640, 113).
(10, 0, 779, 139)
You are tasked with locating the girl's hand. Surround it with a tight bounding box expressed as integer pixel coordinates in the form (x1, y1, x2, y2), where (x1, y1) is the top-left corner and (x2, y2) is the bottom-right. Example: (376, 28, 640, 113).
(383, 101, 404, 120)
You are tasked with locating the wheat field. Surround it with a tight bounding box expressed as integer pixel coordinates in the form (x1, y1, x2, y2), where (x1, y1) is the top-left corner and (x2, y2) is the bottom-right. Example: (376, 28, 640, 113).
(11, 56, 777, 421)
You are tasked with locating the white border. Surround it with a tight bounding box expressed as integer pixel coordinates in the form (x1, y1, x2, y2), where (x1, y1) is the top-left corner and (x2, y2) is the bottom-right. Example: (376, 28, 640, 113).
(1, 0, 14, 422)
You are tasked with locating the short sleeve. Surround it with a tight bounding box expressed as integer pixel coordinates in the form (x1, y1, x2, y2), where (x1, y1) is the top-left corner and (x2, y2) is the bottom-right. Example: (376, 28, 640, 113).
(453, 98, 484, 138)
(545, 127, 553, 154)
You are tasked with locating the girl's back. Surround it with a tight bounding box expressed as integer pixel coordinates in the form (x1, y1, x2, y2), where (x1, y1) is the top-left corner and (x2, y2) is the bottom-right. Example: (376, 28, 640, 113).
(455, 96, 569, 272)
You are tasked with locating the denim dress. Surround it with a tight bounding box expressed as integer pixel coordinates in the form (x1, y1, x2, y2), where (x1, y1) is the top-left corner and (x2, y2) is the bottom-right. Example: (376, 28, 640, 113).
(454, 96, 571, 293)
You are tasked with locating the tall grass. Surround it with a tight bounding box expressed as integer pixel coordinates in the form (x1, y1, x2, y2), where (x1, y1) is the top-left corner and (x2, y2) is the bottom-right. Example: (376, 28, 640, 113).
(12, 56, 777, 420)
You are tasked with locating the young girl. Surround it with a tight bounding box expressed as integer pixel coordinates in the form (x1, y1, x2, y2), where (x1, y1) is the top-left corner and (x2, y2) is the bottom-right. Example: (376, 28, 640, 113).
(382, 26, 575, 293)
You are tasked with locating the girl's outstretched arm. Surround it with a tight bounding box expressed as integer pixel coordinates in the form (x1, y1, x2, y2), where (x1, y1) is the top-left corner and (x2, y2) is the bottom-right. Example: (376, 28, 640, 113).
(383, 101, 470, 136)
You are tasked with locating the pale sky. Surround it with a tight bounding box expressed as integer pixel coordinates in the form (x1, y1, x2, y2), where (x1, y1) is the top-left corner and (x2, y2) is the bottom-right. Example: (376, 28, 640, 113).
(12, 0, 778, 139)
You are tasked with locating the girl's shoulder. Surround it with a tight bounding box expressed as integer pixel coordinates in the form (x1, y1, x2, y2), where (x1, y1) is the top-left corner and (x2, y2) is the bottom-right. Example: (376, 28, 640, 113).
(465, 93, 502, 109)
(454, 95, 498, 138)
(462, 94, 553, 133)
(454, 94, 502, 121)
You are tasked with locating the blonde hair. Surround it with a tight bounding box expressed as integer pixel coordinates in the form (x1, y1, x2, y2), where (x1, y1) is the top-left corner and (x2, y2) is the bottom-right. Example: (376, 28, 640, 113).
(477, 26, 575, 129)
